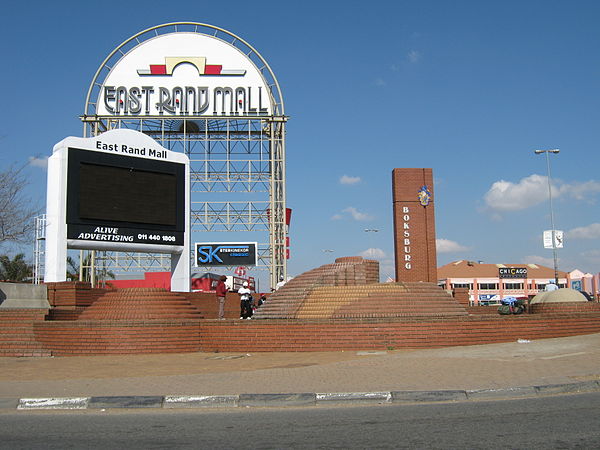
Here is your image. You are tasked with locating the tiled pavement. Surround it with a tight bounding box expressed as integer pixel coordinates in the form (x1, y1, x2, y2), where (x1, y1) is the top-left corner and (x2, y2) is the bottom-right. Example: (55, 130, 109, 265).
(2, 333, 600, 408)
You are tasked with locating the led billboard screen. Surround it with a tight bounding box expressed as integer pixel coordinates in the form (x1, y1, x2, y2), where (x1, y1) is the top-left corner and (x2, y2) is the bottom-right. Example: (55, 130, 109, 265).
(66, 148, 185, 246)
(195, 242, 257, 267)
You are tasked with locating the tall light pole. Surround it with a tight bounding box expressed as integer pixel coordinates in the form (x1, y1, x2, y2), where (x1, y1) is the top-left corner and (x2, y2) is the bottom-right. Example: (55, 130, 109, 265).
(534, 148, 560, 285)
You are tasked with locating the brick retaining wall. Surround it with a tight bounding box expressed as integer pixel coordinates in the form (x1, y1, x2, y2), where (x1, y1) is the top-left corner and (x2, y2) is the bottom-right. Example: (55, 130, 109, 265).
(34, 320, 201, 355)
(198, 314, 600, 352)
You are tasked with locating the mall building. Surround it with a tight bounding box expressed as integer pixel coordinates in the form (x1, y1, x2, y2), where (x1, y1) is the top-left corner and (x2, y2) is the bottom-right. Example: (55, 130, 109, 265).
(438, 260, 599, 305)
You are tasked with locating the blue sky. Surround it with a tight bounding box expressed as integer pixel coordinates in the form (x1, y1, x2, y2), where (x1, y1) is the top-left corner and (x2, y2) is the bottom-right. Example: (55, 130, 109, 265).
(1, 0, 600, 284)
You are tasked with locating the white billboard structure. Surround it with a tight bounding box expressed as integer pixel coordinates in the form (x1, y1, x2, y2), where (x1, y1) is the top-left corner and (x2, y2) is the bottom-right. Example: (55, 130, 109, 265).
(45, 129, 191, 291)
(80, 23, 287, 289)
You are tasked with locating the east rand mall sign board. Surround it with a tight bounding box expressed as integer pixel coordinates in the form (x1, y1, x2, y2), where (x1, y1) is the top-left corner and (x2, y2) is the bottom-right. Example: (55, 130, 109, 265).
(44, 129, 191, 291)
(96, 32, 273, 117)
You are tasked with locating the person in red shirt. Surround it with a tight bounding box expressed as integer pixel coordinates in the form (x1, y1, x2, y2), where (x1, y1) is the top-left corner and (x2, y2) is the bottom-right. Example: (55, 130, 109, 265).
(215, 275, 228, 319)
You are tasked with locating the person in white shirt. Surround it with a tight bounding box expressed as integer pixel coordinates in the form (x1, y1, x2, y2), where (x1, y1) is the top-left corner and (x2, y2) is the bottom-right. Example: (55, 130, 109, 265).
(238, 281, 253, 319)
(275, 276, 286, 291)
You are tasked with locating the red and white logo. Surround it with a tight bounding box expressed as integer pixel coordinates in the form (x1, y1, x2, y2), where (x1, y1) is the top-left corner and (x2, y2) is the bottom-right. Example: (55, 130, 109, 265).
(137, 57, 246, 76)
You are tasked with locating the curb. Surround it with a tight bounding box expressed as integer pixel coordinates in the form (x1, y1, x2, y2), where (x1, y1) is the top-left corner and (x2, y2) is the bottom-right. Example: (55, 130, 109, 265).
(5, 381, 600, 410)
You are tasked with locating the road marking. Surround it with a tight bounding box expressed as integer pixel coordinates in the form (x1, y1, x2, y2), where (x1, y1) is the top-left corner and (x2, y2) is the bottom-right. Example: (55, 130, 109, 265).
(540, 352, 587, 360)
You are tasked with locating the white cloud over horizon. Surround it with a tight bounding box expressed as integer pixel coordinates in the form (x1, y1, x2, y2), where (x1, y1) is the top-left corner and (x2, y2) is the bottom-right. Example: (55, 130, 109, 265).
(560, 180, 600, 200)
(567, 223, 600, 239)
(483, 174, 549, 212)
(342, 207, 373, 221)
(407, 50, 421, 63)
(436, 238, 469, 253)
(359, 248, 386, 259)
(339, 175, 361, 185)
(521, 255, 556, 268)
(580, 249, 600, 267)
(484, 174, 600, 213)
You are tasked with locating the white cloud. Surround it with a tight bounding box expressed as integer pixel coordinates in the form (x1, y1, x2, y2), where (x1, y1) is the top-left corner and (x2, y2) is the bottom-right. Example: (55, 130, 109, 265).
(407, 50, 421, 63)
(559, 180, 600, 201)
(521, 255, 556, 267)
(343, 207, 373, 221)
(582, 249, 600, 258)
(339, 175, 361, 185)
(374, 77, 386, 87)
(330, 214, 343, 221)
(28, 156, 48, 169)
(484, 174, 549, 211)
(567, 223, 600, 240)
(484, 174, 600, 213)
(360, 248, 386, 260)
(581, 249, 600, 266)
(436, 238, 469, 253)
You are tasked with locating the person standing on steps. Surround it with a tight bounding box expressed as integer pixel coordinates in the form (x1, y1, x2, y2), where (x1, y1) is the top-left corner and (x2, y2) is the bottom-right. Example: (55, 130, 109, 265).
(275, 275, 286, 290)
(215, 275, 228, 320)
(238, 281, 253, 319)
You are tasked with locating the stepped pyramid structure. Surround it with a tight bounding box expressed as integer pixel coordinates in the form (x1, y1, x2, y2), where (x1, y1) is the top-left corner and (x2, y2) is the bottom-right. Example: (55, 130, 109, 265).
(254, 256, 467, 320)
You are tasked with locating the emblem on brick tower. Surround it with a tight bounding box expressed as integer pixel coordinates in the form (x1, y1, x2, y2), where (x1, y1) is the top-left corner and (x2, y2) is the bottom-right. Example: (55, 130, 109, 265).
(417, 185, 431, 206)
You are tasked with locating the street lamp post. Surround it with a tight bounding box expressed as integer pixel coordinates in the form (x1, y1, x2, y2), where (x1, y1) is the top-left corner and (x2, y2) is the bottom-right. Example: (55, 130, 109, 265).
(534, 148, 560, 285)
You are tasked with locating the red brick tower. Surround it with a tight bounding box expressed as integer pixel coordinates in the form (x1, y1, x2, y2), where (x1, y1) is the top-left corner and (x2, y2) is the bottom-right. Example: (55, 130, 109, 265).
(392, 168, 437, 283)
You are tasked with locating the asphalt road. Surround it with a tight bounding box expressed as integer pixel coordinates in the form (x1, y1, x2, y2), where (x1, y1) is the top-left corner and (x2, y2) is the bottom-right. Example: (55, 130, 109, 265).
(2, 392, 600, 449)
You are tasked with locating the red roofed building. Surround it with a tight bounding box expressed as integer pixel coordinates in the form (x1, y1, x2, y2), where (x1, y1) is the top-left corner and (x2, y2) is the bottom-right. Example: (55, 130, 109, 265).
(438, 260, 570, 306)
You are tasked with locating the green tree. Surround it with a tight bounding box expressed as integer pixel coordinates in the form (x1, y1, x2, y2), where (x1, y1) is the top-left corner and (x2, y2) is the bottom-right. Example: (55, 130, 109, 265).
(0, 253, 32, 282)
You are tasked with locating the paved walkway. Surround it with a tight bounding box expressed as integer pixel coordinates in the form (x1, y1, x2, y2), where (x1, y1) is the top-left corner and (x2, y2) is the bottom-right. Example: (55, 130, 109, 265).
(1, 333, 600, 403)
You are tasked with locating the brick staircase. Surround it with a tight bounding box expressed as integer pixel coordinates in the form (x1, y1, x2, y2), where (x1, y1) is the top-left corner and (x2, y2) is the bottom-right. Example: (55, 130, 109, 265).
(0, 309, 51, 357)
(77, 288, 204, 320)
(33, 288, 204, 355)
(46, 307, 87, 321)
(255, 256, 466, 320)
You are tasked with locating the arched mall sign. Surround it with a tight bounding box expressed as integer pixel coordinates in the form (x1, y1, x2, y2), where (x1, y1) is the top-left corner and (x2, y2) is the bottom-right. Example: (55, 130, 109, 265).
(95, 31, 273, 117)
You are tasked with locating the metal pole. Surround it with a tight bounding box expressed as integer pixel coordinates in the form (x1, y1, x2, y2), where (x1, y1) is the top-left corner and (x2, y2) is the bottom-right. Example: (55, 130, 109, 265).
(535, 149, 560, 285)
(544, 151, 559, 285)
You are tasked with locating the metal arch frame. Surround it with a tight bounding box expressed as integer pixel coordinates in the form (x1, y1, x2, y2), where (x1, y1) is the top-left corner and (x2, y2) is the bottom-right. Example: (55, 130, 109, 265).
(83, 22, 285, 118)
(79, 23, 287, 289)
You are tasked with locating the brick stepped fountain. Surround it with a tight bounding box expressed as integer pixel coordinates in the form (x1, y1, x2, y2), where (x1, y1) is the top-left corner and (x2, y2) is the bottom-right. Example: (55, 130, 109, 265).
(254, 256, 466, 320)
(254, 256, 379, 319)
(296, 282, 467, 319)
